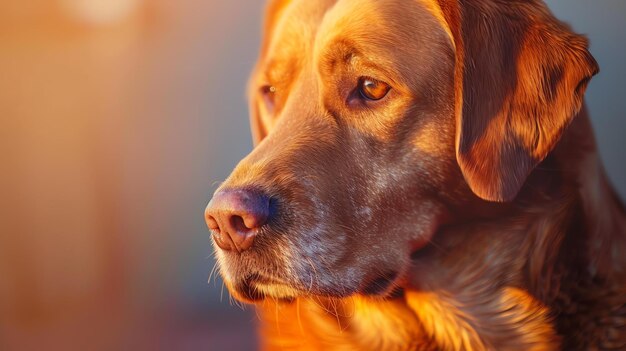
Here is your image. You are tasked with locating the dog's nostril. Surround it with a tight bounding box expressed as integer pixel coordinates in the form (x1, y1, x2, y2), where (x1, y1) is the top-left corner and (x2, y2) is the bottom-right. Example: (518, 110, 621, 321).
(206, 215, 220, 232)
(230, 214, 250, 232)
(205, 188, 271, 252)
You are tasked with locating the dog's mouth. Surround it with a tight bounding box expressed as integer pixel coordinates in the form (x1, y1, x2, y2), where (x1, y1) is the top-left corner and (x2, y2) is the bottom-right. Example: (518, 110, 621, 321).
(230, 273, 299, 302)
(228, 269, 403, 303)
(360, 270, 401, 296)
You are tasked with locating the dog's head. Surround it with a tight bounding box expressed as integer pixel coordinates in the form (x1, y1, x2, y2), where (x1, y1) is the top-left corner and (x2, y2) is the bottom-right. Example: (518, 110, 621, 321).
(205, 0, 597, 302)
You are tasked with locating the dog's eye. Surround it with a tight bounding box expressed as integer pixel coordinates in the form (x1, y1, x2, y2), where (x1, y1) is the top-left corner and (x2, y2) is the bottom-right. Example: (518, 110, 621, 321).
(260, 84, 277, 112)
(358, 77, 391, 101)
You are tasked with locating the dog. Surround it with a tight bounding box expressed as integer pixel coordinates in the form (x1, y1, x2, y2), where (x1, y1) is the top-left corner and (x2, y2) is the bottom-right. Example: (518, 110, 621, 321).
(205, 0, 626, 349)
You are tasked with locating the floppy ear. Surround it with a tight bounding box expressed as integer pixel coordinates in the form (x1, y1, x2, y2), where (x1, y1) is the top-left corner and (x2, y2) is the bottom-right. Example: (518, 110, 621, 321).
(249, 0, 292, 145)
(436, 0, 599, 202)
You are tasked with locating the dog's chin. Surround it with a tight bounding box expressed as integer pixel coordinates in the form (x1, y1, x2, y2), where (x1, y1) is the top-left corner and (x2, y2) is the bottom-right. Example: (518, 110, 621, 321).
(252, 282, 301, 301)
(225, 269, 404, 304)
(225, 278, 300, 303)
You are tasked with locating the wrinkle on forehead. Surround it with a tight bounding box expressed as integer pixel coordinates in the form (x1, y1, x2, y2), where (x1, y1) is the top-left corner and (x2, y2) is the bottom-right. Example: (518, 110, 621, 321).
(313, 0, 455, 86)
(260, 0, 454, 86)
(314, 0, 381, 79)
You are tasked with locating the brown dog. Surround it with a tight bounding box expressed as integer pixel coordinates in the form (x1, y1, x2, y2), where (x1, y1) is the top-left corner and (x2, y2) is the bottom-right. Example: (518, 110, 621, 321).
(205, 0, 626, 349)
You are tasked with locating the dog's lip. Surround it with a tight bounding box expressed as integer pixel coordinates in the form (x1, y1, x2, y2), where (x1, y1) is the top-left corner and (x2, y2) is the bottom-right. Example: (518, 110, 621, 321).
(360, 270, 401, 296)
(238, 272, 399, 297)
(246, 272, 289, 286)
(228, 273, 300, 302)
(246, 274, 301, 296)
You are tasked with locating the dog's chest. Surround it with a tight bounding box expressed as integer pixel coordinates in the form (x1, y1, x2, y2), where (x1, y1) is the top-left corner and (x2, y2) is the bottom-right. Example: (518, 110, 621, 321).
(258, 297, 436, 350)
(344, 297, 436, 351)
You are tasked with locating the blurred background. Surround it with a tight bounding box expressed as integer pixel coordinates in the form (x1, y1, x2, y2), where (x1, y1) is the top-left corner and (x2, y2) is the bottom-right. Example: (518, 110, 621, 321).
(0, 1, 624, 350)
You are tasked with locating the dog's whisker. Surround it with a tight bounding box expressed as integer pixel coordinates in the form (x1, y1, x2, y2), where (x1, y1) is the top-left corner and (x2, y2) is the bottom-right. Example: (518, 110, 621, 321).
(234, 296, 245, 310)
(304, 257, 318, 293)
(274, 299, 281, 337)
(210, 180, 224, 188)
(254, 300, 264, 322)
(208, 260, 220, 285)
(220, 280, 225, 303)
(296, 298, 305, 336)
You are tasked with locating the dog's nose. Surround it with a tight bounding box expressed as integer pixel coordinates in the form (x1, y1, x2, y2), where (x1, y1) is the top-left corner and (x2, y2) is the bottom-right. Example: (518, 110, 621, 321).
(205, 189, 270, 252)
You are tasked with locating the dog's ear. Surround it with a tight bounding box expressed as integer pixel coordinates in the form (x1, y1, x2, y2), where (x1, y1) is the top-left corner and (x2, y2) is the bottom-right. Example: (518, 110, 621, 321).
(436, 0, 598, 201)
(249, 0, 292, 145)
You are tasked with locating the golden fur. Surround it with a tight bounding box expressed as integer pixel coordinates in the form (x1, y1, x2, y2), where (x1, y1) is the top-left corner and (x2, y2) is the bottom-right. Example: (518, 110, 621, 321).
(207, 0, 626, 349)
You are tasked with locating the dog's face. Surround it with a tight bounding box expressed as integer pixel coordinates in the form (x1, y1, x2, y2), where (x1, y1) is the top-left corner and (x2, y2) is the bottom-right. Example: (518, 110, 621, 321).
(206, 0, 597, 302)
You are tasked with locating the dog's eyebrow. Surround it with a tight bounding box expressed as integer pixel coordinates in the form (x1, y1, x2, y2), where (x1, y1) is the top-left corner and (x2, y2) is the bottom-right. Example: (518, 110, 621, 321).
(260, 43, 304, 87)
(318, 39, 400, 85)
(264, 60, 290, 85)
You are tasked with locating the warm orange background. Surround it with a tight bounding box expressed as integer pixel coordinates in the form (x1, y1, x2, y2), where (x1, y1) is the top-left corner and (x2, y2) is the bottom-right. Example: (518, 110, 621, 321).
(0, 1, 624, 350)
(1, 1, 262, 350)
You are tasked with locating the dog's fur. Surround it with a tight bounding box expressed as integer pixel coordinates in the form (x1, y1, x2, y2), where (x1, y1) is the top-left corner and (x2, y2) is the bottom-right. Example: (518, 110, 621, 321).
(208, 0, 626, 349)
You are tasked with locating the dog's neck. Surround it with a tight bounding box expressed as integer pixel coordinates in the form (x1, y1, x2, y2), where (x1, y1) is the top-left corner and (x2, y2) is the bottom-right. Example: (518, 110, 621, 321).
(540, 105, 626, 280)
(557, 107, 626, 279)
(255, 106, 626, 351)
(444, 105, 626, 281)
